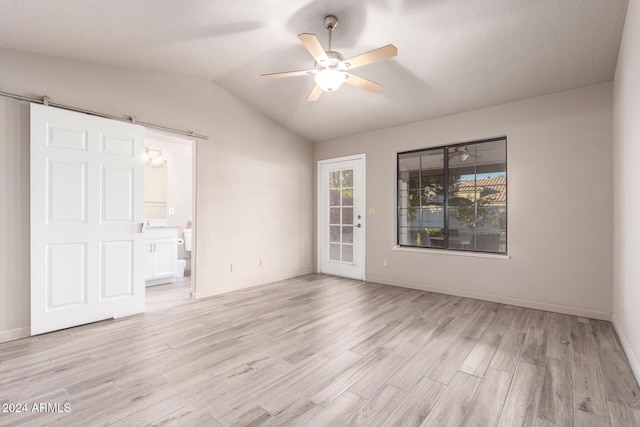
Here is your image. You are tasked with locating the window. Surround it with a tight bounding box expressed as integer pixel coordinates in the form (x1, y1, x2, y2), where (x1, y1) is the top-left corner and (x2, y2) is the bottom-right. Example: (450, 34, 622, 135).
(397, 137, 507, 254)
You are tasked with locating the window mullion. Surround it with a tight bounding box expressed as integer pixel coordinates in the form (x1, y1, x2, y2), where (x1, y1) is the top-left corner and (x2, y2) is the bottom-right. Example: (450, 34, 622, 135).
(444, 146, 449, 250)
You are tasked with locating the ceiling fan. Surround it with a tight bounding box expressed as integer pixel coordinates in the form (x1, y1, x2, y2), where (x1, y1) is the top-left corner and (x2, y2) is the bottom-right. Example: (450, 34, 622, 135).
(450, 147, 480, 162)
(261, 15, 397, 101)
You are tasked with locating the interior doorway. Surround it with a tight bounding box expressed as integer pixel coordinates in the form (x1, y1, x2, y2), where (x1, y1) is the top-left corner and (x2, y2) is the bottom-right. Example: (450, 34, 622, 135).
(144, 131, 197, 298)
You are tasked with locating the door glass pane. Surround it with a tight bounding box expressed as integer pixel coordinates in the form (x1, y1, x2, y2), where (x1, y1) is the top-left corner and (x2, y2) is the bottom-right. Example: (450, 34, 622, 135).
(342, 244, 353, 262)
(341, 188, 353, 206)
(342, 207, 353, 225)
(329, 243, 340, 261)
(330, 207, 340, 224)
(329, 171, 340, 188)
(342, 226, 353, 244)
(329, 189, 340, 206)
(329, 226, 340, 243)
(341, 170, 353, 187)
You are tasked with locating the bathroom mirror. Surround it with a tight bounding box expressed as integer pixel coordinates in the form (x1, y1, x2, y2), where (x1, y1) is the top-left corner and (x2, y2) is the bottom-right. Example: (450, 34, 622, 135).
(144, 162, 167, 219)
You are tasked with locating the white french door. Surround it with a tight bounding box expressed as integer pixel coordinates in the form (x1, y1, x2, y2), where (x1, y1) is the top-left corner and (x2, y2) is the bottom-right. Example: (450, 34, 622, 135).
(318, 155, 365, 280)
(30, 104, 146, 335)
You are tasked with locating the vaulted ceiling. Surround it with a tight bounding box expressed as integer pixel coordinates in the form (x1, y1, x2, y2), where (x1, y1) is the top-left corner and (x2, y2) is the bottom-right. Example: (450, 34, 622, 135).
(0, 0, 628, 142)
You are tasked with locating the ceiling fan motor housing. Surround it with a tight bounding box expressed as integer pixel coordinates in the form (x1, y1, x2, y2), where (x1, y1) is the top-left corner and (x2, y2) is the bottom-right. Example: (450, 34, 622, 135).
(323, 15, 339, 30)
(317, 51, 345, 70)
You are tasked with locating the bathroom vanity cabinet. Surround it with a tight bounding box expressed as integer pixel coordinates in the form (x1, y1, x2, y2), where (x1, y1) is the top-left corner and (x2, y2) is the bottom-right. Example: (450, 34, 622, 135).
(145, 227, 177, 286)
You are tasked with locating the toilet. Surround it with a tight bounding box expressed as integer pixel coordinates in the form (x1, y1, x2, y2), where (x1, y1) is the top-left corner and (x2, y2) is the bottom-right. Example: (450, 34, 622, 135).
(176, 228, 192, 277)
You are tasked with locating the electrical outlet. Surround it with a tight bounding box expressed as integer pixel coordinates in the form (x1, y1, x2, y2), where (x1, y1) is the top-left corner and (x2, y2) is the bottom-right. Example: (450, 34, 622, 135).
(259, 259, 264, 267)
(383, 259, 388, 267)
(168, 206, 175, 215)
(368, 207, 376, 215)
(231, 263, 236, 272)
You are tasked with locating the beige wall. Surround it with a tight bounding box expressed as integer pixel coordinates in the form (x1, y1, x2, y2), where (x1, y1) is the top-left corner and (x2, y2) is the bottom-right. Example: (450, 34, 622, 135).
(315, 83, 613, 318)
(613, 0, 640, 379)
(0, 48, 314, 340)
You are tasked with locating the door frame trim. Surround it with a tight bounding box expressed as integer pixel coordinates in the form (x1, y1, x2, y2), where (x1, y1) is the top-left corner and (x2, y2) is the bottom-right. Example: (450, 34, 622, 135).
(317, 154, 366, 281)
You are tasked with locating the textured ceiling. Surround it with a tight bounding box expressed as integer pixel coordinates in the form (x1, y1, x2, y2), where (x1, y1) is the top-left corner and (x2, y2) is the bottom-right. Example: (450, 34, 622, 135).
(0, 0, 628, 142)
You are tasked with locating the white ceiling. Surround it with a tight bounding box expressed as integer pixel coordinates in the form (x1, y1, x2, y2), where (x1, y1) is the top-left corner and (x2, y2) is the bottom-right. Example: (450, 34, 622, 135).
(0, 0, 628, 142)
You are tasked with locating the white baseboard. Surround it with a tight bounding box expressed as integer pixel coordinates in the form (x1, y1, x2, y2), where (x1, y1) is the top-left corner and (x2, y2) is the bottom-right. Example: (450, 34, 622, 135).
(612, 315, 640, 384)
(0, 327, 30, 343)
(194, 268, 314, 300)
(366, 275, 612, 321)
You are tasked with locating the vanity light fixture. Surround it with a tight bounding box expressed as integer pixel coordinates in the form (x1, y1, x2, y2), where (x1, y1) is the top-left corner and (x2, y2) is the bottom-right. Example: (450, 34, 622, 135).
(144, 147, 166, 168)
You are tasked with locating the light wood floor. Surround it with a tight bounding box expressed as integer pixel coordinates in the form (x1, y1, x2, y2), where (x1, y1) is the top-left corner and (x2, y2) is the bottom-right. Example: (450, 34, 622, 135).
(1, 274, 639, 426)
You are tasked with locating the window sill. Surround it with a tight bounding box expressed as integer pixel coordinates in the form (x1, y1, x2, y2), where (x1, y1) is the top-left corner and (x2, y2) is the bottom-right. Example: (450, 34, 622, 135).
(391, 245, 510, 260)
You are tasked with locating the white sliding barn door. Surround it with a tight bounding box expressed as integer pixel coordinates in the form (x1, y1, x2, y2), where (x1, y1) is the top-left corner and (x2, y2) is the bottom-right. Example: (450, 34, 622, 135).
(30, 104, 146, 335)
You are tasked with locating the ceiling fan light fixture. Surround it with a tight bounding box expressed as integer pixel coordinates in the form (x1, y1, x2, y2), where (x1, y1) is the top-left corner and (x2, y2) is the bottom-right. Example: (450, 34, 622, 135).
(314, 69, 347, 92)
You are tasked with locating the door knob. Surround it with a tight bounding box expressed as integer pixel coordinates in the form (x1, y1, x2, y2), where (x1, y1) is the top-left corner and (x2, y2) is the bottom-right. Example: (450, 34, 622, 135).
(356, 223, 362, 228)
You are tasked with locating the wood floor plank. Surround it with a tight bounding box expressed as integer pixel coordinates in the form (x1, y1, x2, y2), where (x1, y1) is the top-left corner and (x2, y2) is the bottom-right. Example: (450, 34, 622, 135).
(150, 407, 222, 426)
(573, 352, 609, 418)
(187, 361, 292, 425)
(485, 305, 516, 335)
(350, 320, 407, 355)
(572, 317, 600, 360)
(510, 307, 536, 331)
(609, 401, 640, 426)
(349, 342, 421, 399)
(546, 312, 572, 362)
(497, 361, 545, 427)
(227, 406, 271, 427)
(490, 328, 526, 373)
(259, 398, 322, 427)
(537, 357, 574, 426)
(256, 351, 361, 415)
(302, 391, 364, 427)
(381, 376, 445, 427)
(388, 338, 451, 392)
(307, 347, 392, 407)
(459, 331, 502, 377)
(318, 323, 387, 359)
(573, 410, 611, 427)
(520, 325, 548, 367)
(462, 305, 499, 340)
(425, 335, 476, 384)
(345, 384, 408, 426)
(598, 349, 640, 410)
(420, 371, 481, 426)
(1, 274, 639, 425)
(460, 367, 513, 426)
(590, 319, 623, 353)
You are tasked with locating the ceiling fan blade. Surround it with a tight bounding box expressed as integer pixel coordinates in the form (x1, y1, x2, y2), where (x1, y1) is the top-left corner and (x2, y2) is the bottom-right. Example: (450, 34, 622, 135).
(345, 73, 382, 93)
(306, 85, 323, 102)
(261, 70, 315, 79)
(344, 44, 397, 69)
(298, 33, 328, 62)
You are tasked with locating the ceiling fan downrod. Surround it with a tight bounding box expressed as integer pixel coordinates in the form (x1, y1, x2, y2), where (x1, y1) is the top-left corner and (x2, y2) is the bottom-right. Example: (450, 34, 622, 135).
(323, 15, 338, 51)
